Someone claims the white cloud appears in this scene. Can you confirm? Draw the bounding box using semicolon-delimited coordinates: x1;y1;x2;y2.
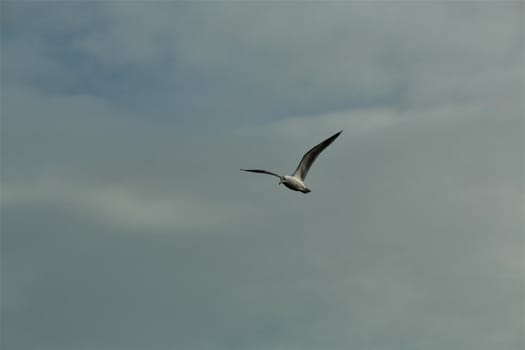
1;178;250;232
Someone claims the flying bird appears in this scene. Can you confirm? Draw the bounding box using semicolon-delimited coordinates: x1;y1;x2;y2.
241;130;342;193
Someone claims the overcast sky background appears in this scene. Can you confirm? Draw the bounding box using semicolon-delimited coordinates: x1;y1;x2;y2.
1;2;523;350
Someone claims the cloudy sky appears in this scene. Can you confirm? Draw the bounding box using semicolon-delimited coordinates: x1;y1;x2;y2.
1;2;523;350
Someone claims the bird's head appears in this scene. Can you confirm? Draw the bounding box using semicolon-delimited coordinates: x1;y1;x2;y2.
278;177;285;185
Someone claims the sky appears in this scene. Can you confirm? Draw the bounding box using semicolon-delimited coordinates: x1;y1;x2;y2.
1;2;523;350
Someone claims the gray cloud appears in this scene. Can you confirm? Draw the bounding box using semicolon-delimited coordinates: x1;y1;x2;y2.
1;2;523;350
4;2;521;125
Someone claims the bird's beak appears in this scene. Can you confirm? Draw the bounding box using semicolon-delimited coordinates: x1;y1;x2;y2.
278;180;282;185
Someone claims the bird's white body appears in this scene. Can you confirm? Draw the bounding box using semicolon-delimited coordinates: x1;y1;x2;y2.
280;175;310;193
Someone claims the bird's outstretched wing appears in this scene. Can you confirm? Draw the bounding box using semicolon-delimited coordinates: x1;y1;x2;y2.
240;169;282;179
292;130;342;181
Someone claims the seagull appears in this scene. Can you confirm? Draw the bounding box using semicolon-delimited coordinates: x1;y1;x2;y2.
241;130;342;193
